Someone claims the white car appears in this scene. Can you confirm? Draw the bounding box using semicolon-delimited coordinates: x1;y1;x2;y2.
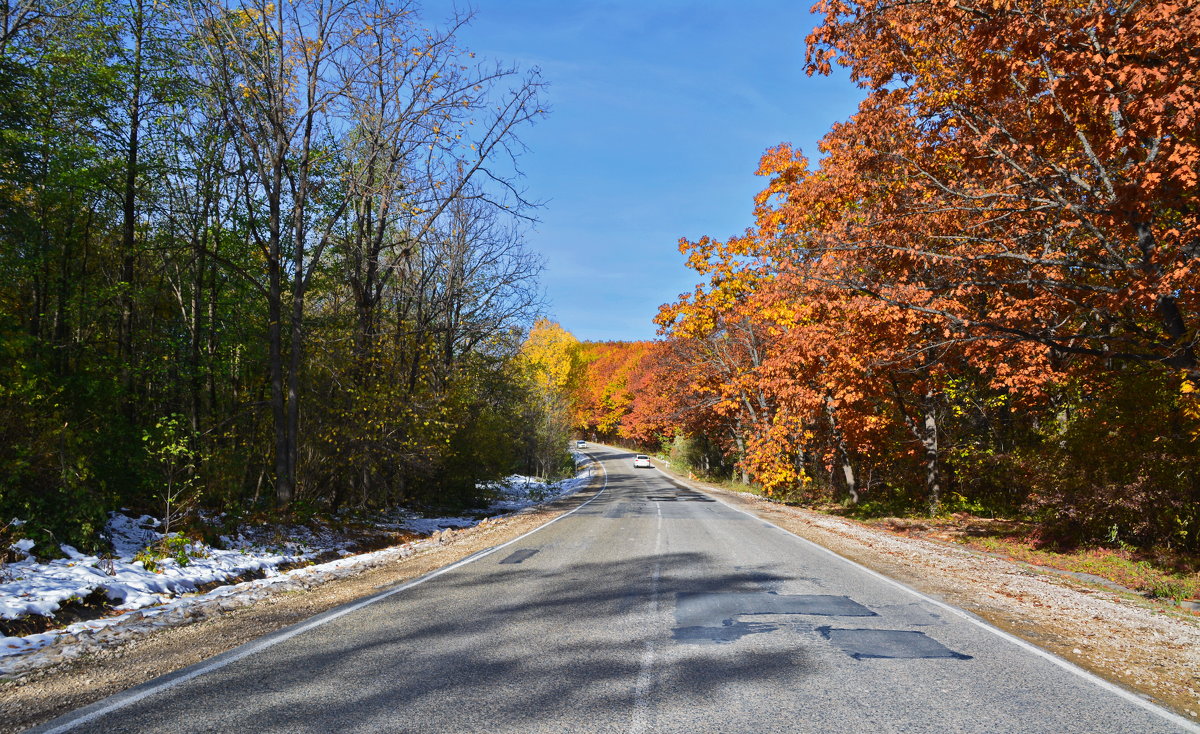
576;440;586;448
633;454;652;469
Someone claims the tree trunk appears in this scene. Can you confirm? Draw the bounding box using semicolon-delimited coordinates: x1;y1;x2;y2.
189;190;213;438
119;0;144;421
889;375;941;514
922;389;940;514
267;158;292;506
733;428;750;485
823;392;858;504
286;271;303;501
268;262;290;505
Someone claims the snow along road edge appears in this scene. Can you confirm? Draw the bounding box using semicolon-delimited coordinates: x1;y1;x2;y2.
26;456;610;734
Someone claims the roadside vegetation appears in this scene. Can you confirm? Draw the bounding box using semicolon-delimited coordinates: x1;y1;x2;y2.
565;2;1200;602
1;0;1197;609
947;527;1200;605
0;0;578;561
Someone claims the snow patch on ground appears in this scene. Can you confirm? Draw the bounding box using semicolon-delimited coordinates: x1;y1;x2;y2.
0;455;593;667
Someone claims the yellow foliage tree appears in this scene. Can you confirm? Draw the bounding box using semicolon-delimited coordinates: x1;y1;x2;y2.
518;319;584;478
521;318;584;394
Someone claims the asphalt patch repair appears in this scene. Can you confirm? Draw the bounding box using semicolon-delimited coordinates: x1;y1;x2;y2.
676;592;876;624
671;591;972;659
645;492;715;502
817;627;972;660
648;475;717;503
673;592;880;645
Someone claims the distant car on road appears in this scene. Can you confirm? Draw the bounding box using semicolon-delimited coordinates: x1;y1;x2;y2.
633;454;651;469
576;440;586;448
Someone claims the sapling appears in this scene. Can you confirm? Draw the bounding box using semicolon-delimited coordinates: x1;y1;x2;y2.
144;414;202;560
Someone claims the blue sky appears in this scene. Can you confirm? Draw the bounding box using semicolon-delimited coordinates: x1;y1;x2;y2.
425;1;863;342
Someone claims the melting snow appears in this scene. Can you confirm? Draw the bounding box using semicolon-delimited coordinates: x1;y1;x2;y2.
0;455;592;663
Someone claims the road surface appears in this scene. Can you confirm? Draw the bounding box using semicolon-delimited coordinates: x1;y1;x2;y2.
31;446;1196;733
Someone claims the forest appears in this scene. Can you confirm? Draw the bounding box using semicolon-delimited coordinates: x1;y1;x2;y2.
570;0;1200;556
3;0;1198;564
0;0;578;557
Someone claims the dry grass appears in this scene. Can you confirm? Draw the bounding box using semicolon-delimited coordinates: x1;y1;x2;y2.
859;513;1200;603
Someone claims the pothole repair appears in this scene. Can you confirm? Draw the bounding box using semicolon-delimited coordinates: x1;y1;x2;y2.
817;627;972;660
673;592;877;644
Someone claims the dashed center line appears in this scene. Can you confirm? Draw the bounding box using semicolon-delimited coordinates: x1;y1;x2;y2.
629;501;663;734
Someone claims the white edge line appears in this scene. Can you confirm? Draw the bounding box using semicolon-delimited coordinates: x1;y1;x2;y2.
34;458;610;734
658;465;1200;734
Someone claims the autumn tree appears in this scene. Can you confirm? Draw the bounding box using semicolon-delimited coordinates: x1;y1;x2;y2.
333;2;544;354
192;0;544;506
645;0;1200;546
519;319;583;479
573;340;652;439
800;0;1200;381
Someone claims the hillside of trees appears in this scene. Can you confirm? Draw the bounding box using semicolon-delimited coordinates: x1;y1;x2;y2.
0;0;576;556
572;1;1200;554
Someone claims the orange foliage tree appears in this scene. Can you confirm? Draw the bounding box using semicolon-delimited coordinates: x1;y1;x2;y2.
639;0;1200;547
799;0;1200;381
573;341;654;439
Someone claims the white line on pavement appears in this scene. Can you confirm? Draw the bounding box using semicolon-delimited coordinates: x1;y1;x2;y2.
630;501;664;734
663;465;1200;734
34;459;611;734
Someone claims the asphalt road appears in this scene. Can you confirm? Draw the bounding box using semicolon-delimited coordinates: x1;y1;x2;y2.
31;446;1197;733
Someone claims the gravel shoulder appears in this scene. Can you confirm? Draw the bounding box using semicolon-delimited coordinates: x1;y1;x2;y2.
0;477;604;734
662;466;1200;723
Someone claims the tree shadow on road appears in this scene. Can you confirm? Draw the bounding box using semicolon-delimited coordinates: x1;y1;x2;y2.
77;548;821;733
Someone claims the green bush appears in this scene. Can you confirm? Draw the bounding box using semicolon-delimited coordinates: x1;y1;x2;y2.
0;378;111;555
1023;372;1200;551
